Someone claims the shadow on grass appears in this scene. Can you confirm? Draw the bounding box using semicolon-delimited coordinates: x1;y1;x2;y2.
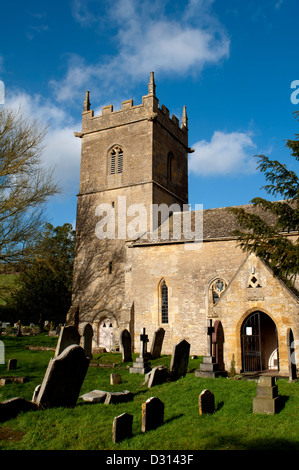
203;434;299;450
216;401;224;412
278;395;289;412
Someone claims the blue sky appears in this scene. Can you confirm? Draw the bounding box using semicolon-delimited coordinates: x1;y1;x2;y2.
0;0;298;227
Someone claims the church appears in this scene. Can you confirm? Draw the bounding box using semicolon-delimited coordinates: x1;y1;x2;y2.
67;72;299;376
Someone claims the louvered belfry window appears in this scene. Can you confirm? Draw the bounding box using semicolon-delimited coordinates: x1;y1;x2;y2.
110;146;123;174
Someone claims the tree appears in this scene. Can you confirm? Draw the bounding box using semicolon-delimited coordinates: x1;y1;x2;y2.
230;112;299;284
8;223;75;328
0;107;59;265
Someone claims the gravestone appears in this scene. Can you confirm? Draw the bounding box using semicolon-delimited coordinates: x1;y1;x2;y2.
34;344;90;409
110;373;122;385
120;329;132;362
15;321;22;337
0;397;38;422
198;389;215;415
169;339;190;379
54;325;81;357
104;390;133;405
80;390;108;403
141;397;164;433
150;327;165;359
212;321;225;371
145;366;169;388
130;328;151;374
195;320;227;378
112;413;133;443
7;358;17;371
0;340;4;364
287;328;297;382
80;323;93;359
32;384;41;402
253;376;281;415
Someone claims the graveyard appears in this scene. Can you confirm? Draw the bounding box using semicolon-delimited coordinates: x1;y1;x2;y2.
1;331;299;451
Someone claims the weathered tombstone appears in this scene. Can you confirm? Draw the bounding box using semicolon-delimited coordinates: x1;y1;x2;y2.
80;390;108;403
287;328;297;382
34;344;90;409
104;390;133;405
7;358;17;371
212;321;225;370
120;329;132;362
150;327;165;359
54;325;81;357
15;320;22;337
112;413;133;443
253;376;281;415
110;373;122;385
198;389;215;415
169;339;190;379
147;366;169;388
32;384;41;402
130;328;151;374
195;320;227;378
80;323;93;358
0;397;38;422
141;397;164;433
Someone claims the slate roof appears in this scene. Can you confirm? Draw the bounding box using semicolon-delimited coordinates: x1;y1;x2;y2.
131;203;281;246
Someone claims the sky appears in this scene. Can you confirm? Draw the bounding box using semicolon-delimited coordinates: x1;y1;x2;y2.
0;0;298;228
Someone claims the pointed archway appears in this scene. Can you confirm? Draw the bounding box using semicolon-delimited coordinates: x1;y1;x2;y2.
241;311;279;372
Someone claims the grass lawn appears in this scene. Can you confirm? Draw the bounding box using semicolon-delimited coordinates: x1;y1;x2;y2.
1;333;299;451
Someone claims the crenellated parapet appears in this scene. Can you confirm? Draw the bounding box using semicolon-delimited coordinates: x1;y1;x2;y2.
76;72;188;147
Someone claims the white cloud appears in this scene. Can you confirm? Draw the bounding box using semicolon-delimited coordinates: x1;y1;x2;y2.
5;91;81;195
189;130;257;176
53;0;230;104
275;0;284;9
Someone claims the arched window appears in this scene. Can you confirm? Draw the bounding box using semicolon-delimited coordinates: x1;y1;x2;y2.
210;278;227;304
160;278;169;323
109;146;123;175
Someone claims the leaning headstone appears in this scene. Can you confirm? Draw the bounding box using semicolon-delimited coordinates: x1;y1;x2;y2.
150;327;165;359
147;366;169;388
169;339;190;379
120;329;132;362
80;323;93;359
34;344;90;409
141;397;164;433
0;397;38;422
54;325;80;357
253;376;281;415
287;328;297;382
199;389;215;415
130;328;151;374
110;373;122;385
112;413;133;443
7;358;17;371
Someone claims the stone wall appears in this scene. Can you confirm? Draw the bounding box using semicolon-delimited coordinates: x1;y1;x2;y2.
125;239;247;357
125;239;299;375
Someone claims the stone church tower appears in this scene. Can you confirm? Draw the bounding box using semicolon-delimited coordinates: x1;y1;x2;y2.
68;73;299;376
67;73;190;352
